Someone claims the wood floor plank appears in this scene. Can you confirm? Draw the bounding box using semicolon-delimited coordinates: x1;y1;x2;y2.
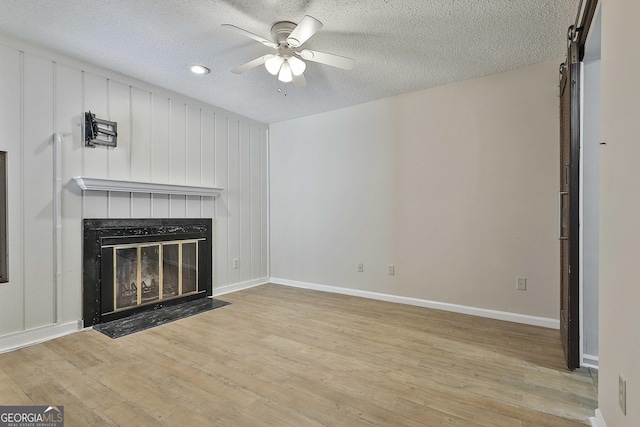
0;284;597;426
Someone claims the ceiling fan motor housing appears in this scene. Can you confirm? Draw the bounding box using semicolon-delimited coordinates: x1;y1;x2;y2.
271;21;297;46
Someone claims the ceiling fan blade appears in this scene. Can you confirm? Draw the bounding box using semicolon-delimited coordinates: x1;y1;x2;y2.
231;54;274;74
299;49;355;71
221;24;278;48
286;15;323;47
292;72;307;88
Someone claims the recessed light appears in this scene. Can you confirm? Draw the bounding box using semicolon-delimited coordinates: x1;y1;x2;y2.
190;65;210;75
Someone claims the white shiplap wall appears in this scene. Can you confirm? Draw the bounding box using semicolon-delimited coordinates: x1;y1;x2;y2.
0;35;268;340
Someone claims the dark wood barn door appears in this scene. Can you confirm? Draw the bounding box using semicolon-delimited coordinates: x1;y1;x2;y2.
559;35;580;370
559;0;600;371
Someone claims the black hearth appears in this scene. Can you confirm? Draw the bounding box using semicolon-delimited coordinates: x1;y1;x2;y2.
83;218;212;327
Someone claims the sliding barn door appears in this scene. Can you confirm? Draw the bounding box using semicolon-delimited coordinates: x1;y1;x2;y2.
558;34;580;370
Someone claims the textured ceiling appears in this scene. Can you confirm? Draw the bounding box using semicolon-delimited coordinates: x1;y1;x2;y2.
0;0;578;124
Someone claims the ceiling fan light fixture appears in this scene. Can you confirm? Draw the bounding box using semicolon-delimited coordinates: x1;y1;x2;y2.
265;55;284;75
278;61;293;83
224;15;354;87
288;56;306;76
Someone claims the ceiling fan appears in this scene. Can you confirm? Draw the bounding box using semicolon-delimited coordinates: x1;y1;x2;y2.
222;15;355;88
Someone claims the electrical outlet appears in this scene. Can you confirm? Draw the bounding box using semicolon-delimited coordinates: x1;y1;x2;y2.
388;265;395;276
233;258;240;269
357;263;364;273
516;277;526;291
619;375;627;415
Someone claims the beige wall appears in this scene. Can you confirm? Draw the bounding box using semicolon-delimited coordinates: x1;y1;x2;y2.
270;60;560;320
0;35;268;342
598;0;640;424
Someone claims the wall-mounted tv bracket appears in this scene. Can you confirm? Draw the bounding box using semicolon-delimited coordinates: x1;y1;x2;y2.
84;111;117;148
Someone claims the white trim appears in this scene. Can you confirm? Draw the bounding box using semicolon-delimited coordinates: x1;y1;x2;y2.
213;278;268;297
590;409;607;427
0;321;79;354
73;176;223;197
582;353;599;369
270;278;560;329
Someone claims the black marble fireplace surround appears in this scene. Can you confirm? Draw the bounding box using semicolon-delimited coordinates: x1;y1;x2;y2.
83;218;212;327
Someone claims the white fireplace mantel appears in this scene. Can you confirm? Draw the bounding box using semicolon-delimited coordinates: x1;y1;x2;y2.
72;176;223;197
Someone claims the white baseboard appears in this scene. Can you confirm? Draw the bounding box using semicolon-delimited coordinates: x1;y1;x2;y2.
213;278;269;297
582;353;599;369
270;278;560;329
590;409;606;427
0;321;80;354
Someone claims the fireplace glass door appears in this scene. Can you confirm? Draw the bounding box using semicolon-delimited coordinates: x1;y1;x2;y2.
109;239;202;313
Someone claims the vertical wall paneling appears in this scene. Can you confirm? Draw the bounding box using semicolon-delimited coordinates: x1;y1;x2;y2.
150;94;170;183
261;129;269;278
131;193;152;218
83;73;110;218
130;88;152;182
201;197;215;222
250;126;262;280
108;192;131;218
56;62;83;322
107;80;131;180
107;81;132;218
186;105;201;186
0;45;24;334
240;123;252;284
22;53;55;328
201;110;216;289
227;120;240;285
202;111;215;284
185;106;201;219
185;105;203;224
82;73;109;178
83;191;108;218
52;61;61;323
169;101;186;217
185;196;200;218
130;88;152;217
0;36;269;340
152;194;170;218
170;101;186;184
150;94;170;218
214;115;229;289
201;111;215;187
170;195;187;218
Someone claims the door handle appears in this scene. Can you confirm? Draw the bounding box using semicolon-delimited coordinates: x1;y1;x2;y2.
558;191;569;240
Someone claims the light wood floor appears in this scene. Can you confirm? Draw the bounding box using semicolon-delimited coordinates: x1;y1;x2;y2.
0;284;597;426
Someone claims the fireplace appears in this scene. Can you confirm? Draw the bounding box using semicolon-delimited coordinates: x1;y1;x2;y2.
83;218;212;327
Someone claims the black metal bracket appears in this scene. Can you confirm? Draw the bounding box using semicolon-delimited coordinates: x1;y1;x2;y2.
84;111;117;148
